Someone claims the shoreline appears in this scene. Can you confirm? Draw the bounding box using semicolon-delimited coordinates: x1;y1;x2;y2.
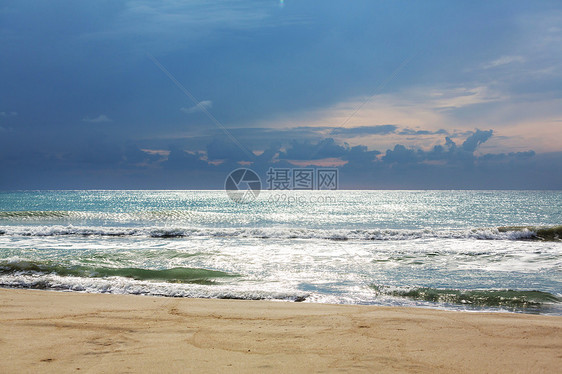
1;288;561;373
0;285;560;316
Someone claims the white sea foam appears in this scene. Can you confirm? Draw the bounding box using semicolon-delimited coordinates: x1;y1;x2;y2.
0;225;539;240
0;273;309;301
1;190;560;314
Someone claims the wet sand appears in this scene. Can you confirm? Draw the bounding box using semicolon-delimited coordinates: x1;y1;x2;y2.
1;288;561;373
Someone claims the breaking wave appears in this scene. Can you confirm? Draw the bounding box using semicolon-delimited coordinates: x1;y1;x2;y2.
0;270;308;302
0;260;236;285
372;285;560;309
0;224;560;241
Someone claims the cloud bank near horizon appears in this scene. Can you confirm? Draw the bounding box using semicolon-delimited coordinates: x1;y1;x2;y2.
0;125;559;189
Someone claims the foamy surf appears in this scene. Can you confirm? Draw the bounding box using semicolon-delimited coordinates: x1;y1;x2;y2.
0;224;557;241
0;190;560;314
371;285;560;309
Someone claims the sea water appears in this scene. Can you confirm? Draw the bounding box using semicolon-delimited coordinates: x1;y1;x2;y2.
0;190;560;314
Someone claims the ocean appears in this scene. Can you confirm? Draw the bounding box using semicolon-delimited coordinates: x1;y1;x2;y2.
0;190;560;314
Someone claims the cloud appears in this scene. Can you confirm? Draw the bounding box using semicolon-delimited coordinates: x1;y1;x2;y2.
461;129;493;152
1;2;560;189
0;111;18;117
82;114;112;123
206;137;252;161
162;146;209;170
342;145;380;166
482;55;525;69
398;128;449;136
267;138;380;168
180;100;212;114
382;129;494;165
154;125;494;165
254;83;511;155
281;138;349;160
430;86;505;110
80;1;293;52
480;150;535;162
331;125;397;136
0;124;556;189
382;144;418;164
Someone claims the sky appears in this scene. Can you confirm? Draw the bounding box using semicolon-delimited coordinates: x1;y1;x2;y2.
1;0;561;189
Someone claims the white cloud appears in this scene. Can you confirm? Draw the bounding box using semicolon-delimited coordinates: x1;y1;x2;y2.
181;100;212;114
0;111;17;117
81;1;305;51
476;11;562;79
482;55;525;69
427;86;505;110
82;114;112;123
256;82;562;154
263;84;504;130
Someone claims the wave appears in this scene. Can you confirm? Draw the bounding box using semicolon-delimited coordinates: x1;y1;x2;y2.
0;210;195;221
498;225;562;241
0;224;560;241
0;260;236;285
372;285;560;309
0;273;308;302
0;211;73;218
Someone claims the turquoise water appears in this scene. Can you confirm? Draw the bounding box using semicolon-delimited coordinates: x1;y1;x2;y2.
0;190;560;314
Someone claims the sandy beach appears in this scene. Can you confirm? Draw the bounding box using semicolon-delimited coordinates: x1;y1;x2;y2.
0;289;560;373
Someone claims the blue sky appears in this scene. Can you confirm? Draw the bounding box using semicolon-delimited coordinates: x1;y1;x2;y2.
1;0;561;189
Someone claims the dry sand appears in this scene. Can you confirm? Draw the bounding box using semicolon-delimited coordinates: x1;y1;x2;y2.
1;288;561;373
